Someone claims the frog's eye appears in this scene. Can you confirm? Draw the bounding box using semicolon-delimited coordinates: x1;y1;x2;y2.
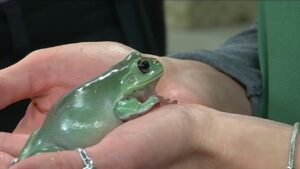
137;59;150;73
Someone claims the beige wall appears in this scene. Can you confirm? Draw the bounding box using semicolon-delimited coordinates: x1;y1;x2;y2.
164;1;257;53
165;1;257;30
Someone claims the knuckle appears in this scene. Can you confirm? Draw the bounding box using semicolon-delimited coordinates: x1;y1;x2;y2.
27;49;48;60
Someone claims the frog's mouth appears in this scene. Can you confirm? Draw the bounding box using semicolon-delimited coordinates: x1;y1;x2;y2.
131;80;158;103
130;79;176;105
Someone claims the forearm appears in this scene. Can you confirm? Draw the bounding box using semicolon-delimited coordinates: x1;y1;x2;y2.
168;24;261;114
209;111;296;169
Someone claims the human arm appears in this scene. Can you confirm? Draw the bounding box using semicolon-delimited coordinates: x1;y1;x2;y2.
169;24;261;113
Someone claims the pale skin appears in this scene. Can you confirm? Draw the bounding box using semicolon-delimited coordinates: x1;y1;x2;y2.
0;42;298;169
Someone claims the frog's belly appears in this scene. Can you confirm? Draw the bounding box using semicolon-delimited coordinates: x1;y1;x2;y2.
45;114;123;150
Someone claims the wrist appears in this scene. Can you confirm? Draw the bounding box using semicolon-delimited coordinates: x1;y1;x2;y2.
213;112;293;169
185;105;224;164
293;123;300;169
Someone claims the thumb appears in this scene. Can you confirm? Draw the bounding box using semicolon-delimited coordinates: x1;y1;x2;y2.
0;132;28;157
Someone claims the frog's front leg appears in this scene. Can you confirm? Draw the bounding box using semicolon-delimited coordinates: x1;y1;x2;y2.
114;96;160;121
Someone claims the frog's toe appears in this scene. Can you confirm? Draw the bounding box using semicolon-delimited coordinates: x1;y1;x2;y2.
158;96;178;105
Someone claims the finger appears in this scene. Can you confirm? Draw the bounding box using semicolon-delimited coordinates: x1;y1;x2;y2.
10;150;83;169
0;132;28;157
0;49;53;109
0;42;133;110
0;47;77;109
0;151;15;169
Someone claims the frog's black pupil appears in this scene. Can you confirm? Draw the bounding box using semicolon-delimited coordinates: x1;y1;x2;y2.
138;60;150;73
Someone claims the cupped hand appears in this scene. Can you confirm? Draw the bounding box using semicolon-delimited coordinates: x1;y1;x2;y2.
0;42;135;134
8;104;218;169
0;41;252;168
0;42;251;134
0;42;135;167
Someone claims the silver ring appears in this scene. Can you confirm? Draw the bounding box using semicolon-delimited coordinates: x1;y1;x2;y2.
10;158;19;166
77;148;96;169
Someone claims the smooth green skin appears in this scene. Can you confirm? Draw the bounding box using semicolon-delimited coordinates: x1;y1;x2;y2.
17;52;163;161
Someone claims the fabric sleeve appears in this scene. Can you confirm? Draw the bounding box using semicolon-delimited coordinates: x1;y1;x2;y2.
168;24;261;113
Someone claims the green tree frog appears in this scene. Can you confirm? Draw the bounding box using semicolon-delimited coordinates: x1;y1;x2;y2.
15;52;164;163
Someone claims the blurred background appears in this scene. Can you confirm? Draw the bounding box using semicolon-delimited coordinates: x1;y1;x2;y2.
164;1;257;53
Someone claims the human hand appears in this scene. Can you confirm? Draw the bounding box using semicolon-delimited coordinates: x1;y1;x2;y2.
5;104;294;169
0;42;136;168
0;133;28;169
155;55;251;115
1;104;234;169
0;41;252;168
0;42;250;134
0;42;135;134
4;104;206;169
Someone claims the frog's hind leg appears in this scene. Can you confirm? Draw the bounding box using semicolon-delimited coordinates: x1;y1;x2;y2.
17;143;65;164
23;144;65;158
17;129;40;162
18;129;64;162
